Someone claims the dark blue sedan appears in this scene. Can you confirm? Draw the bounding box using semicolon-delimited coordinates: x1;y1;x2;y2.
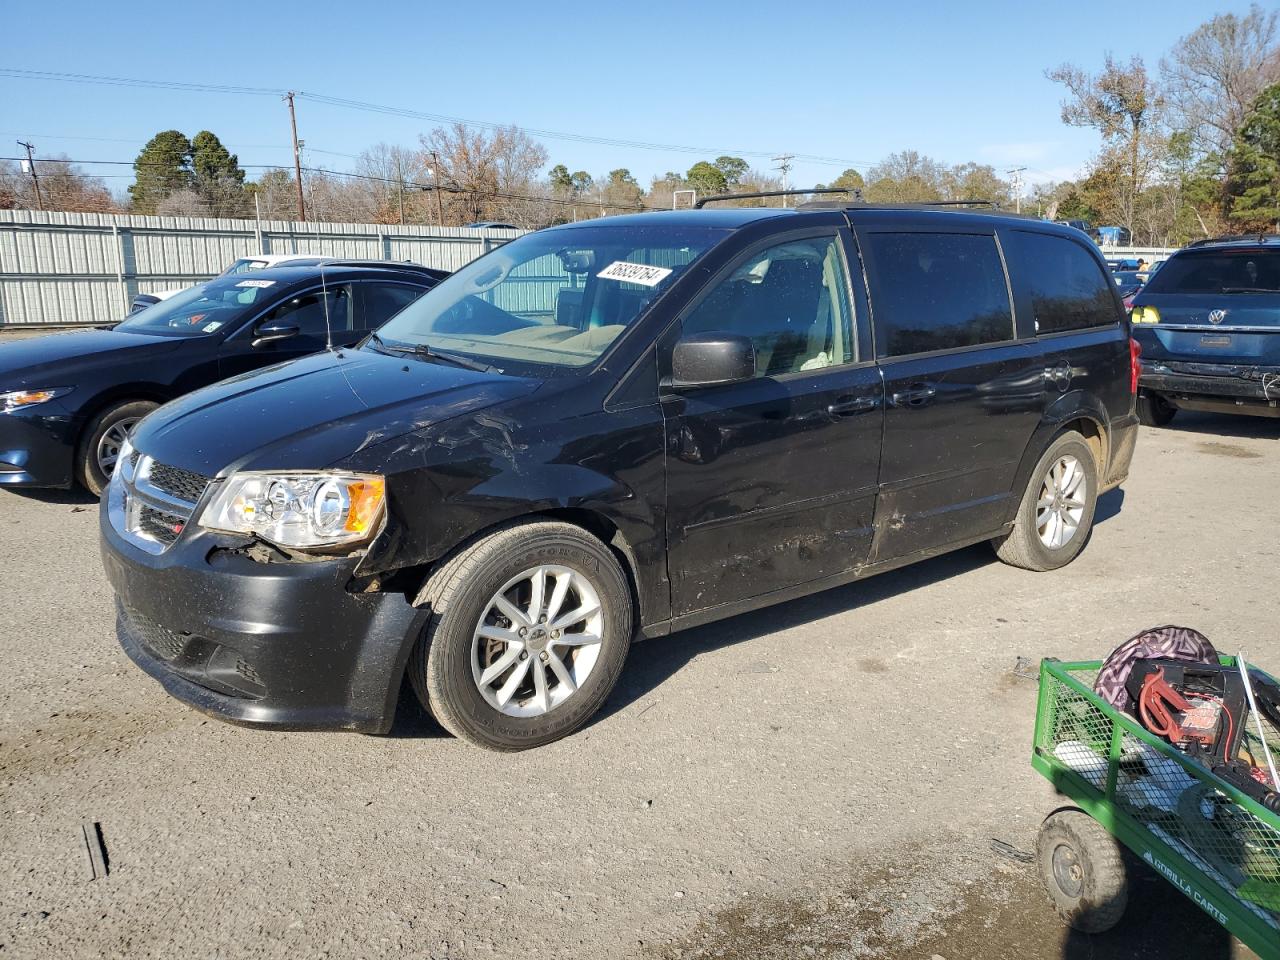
0;262;442;492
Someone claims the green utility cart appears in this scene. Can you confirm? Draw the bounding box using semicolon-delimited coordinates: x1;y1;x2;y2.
1032;657;1280;960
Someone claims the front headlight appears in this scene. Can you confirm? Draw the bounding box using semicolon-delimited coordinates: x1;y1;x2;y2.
1;387;73;413
198;472;386;551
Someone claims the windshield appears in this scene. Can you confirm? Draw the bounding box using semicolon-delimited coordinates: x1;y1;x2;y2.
116;277;279;336
1142;250;1280;295
369;224;723;370
222;258;271;276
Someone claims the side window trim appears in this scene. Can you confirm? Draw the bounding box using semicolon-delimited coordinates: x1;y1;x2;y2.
857;227;1018;362
353;278;426;329
1007;228;1122;336
660;227;870;382
225;282;352;341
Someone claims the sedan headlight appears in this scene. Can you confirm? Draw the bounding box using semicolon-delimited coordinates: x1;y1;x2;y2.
198;472;386;551
1;387;72;413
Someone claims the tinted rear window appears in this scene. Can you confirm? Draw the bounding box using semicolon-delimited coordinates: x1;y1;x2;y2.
864;233;1014;358
1142;250;1280;295
1010;231;1118;334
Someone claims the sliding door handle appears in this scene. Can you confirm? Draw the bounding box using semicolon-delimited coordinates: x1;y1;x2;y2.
891;384;937;407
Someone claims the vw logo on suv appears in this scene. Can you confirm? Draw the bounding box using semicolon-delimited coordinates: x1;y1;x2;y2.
1208;309;1228;325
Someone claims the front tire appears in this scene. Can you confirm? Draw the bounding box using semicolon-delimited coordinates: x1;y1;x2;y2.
993;431;1098;572
75;399;157;495
1136;392;1176;427
409;521;632;751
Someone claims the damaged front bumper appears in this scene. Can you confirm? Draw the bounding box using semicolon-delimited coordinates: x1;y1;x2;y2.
100;505;429;733
1140;360;1280;418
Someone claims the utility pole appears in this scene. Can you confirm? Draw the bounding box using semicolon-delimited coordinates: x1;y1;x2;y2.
1007;166;1026;214
16;140;43;210
772;154;794;207
394;151;405;225
284;92;306;221
430;150;444;226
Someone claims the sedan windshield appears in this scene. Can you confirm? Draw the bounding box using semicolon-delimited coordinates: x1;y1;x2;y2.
369;224;723;370
115;277;279;336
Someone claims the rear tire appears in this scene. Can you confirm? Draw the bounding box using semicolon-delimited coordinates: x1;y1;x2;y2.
993;431;1098;572
1037;809;1128;934
1136;392;1176;427
75;399;157;495
409;521;632;751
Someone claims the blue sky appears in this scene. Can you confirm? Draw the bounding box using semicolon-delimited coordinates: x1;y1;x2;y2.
0;0;1258;194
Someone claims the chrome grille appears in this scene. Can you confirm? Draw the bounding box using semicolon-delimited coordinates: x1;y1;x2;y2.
108;451;209;555
136;504;186;546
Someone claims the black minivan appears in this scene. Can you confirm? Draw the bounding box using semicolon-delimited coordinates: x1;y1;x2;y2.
101;205;1139;750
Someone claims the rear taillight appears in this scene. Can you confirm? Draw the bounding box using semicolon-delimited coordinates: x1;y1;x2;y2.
1129;337;1141;394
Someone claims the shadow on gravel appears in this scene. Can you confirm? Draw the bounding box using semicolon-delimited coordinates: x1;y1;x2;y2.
384;676;448;739
0;486;98;506
600;488;1128;725
1153;410;1279;441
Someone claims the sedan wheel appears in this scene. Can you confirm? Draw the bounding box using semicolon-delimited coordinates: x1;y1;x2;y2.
97;417;141;476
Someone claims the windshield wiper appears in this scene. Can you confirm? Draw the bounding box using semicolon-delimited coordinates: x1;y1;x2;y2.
367;333;499;373
1221;287;1279;294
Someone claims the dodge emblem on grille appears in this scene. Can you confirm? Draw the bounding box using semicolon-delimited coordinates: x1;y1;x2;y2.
1208;308;1227;325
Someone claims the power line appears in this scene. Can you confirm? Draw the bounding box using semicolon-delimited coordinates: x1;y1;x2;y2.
0;67;878;169
0;155;672;212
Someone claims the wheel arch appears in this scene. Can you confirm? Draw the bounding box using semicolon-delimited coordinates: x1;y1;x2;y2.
1004;401;1110;527
73;384;172;444
394;506;647;637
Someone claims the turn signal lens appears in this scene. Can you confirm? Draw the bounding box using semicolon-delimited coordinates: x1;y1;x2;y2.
1;387;72;412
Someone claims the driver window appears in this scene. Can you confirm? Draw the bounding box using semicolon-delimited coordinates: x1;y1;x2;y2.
681;235;855;377
260;285;352;337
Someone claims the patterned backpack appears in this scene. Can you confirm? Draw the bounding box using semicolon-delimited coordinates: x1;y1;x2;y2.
1093;625;1219;712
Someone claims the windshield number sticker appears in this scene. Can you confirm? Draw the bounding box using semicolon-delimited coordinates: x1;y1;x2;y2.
235;279;276;288
597;261;672;287
203;321;224;333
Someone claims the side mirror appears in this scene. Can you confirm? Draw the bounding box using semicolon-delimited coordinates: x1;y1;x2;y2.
252;319;300;348
669;332;756;390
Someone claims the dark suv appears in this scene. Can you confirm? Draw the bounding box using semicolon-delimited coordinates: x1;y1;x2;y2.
1130;235;1280;424
100;205;1139;750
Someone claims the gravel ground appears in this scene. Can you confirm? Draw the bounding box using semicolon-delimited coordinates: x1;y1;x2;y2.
0;399;1275;960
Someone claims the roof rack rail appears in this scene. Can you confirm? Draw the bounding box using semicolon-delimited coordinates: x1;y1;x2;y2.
693;187;859;208
1185;233;1280;248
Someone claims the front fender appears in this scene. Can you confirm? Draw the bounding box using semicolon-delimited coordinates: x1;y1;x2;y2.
353;402;670;628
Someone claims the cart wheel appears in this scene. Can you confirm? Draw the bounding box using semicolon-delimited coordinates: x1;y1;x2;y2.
1037;809;1128;934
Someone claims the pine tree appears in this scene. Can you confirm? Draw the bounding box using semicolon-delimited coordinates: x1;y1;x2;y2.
129;131;193;214
191;131;248;217
1229;83;1280;229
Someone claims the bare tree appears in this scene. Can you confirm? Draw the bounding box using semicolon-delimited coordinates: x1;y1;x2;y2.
1047;55;1166;235
1161;5;1280;160
155;189;210;217
1;156;120;213
419;123;548;226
